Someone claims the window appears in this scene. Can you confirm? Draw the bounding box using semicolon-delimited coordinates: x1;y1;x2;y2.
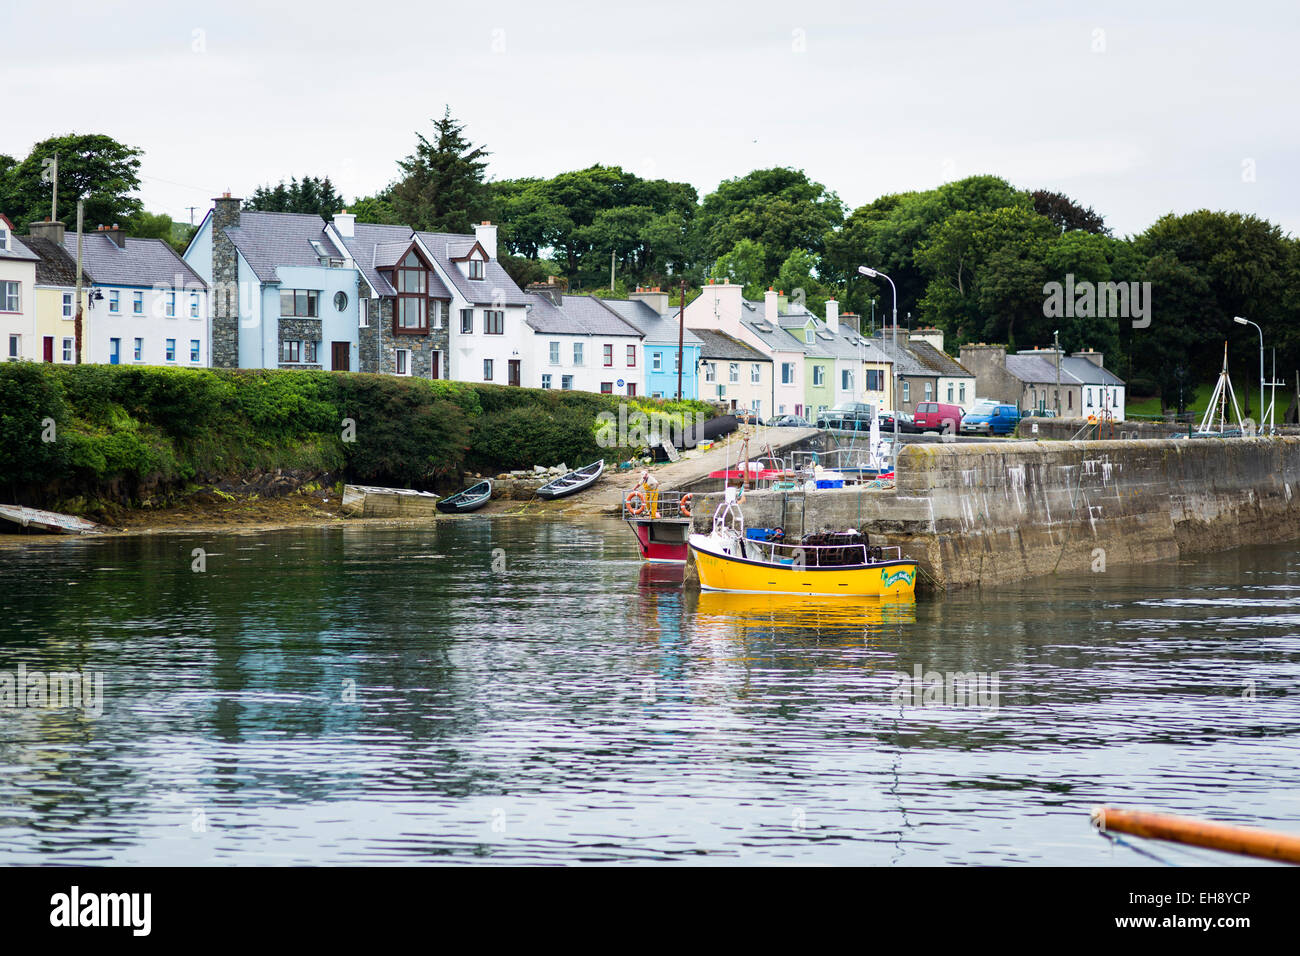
812;365;824;386
751;363;760;383
396;296;425;331
1068;391;1074;410
468;258;485;280
395;252;427;332
431;300;443;329
165;292;176;317
9;333;21;358
0;281;18;312
751;399;761;415
561;375;573;390
0;226;7;250
280;289;320;317
62;292;73;318
573;343;584;366
109;290;120;313
359;301;369;328
190;339;200;363
191;292;200;318
804;329;814;344
627;383;636;396
62;338;72;362
785;363;798;385
652;352;662;372
842;369;853;391
959;383;966;403
601;382;613;394
165;339;176;362
541;374;552;389
395;349;410;376
627;345;636;367
282;340;302;363
729;362;739;383
483;310;504;335
549;341;560;365
704;363;715;383
108;337;119;364
946;383;953;402
902;381;910;402
673;352;680;372
460;309;473;334
334;290;348;312
133;337;142;361
1087;389;1094;408
924;382;933;401
133;291;143;314
603;344;613;367
866;369;883;391
483;358;494;381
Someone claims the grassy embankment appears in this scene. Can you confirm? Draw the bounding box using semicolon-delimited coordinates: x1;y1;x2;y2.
0;363;711;518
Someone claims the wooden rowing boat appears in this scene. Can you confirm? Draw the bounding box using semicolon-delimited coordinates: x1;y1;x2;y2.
1093;805;1300;864
341;484;440;518
536;460;604;500
436;479;493;514
0;504;101;535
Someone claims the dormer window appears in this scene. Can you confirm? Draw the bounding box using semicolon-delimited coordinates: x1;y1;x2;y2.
0;226;8;251
468;258;485;280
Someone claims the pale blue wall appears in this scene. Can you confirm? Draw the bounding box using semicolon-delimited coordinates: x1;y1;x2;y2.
645;343;700;399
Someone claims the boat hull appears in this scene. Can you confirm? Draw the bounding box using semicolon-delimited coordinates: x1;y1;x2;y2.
689;537;917;597
627;518;691;563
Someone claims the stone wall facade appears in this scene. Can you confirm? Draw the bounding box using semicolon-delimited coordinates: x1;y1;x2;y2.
278;317;323;370
210;196;241;368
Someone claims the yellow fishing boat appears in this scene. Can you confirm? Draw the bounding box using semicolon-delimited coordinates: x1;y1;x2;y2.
689;490;918;598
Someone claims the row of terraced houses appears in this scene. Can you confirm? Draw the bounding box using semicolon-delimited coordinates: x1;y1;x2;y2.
0;199;1125;418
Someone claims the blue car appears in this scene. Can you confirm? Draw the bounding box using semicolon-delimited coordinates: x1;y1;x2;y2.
960;404;1021;436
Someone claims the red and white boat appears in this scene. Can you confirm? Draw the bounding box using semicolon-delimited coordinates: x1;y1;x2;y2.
623;490;693;564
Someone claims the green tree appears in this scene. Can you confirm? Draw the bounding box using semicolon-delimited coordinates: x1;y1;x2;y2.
246;176;344;217
391;107;492;233
711;238;769;300
1031;189;1110;235
349;191;402;225
1;133;143;229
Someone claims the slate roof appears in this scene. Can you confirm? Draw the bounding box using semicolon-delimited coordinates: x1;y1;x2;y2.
1061;356;1125;386
341;226;452;300
739;300;806;354
909;339;974;378
0;228;40;262
597;298;703;348
415;232;529;306
1005;353;1082;386
342;223;525;306
18;235;88;287
692;328;771;363
523;294;642;336
62;233;206;289
870;333;932;377
221;211;343;284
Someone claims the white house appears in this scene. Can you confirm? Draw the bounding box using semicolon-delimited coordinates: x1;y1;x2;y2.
524;291;644;395
0;214;39;361
71;225;209;367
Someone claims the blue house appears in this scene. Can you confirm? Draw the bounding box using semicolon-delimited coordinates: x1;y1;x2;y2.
596;287;701;400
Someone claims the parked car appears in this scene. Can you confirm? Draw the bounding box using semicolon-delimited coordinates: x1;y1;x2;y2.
961;403;1021;435
913;401;964;434
877;410;920;433
770;415;811;428
816;402;876;429
1022;408;1059;418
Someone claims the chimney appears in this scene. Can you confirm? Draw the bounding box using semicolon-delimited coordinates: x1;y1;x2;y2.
839;312;861;335
213;193;242;232
102;223;127;249
825;298;839;334
474;220;497;259
27;220;66;244
1072;349;1103;368
525;280;565;307
629;286;670;316
333;211;355;239
764;287;778;325
908;326;945;352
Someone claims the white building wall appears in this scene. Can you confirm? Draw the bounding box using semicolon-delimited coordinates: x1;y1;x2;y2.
0;257;37;360
89;283;210;367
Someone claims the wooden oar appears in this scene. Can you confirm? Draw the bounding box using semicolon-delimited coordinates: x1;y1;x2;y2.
1092;806;1300;864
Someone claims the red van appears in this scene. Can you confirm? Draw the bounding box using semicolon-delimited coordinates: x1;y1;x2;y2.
913;402;964;434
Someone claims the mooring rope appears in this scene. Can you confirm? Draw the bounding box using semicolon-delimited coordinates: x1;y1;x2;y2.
1096;828;1180;866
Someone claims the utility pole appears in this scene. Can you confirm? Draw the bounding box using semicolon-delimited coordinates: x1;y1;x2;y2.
676;279;685;401
51;153;58;223
73;201;84;365
1053;329;1061;414
187;206;199;225
609;251;615;292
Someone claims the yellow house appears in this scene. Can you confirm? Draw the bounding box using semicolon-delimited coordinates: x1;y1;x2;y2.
21;221;90;363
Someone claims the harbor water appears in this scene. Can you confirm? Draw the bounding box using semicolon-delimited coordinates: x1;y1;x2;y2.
0;519;1297;865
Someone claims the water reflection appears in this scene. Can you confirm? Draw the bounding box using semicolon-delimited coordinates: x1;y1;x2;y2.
0;520;1296;865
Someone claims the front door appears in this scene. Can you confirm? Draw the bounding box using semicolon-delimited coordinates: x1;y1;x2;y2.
43;336;54;363
331;342;349;371
508;359;521;387
430;351;440;380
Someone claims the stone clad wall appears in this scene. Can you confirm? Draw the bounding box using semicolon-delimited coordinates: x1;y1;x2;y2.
692;437;1300;589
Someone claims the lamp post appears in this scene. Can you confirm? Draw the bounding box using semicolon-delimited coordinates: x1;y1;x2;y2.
1234;316;1264;431
858;265;898;453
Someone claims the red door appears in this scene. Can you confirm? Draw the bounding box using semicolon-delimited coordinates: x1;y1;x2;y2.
43;336;54;363
508;360;521;386
431;352;440;380
331;342;349;371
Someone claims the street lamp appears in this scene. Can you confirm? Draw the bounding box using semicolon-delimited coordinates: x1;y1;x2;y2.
1234;316;1265;431
858;265;899;453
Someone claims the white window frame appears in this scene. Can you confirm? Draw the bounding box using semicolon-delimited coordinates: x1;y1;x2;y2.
395;348;410;376
1;281;20;313
62;292;73;318
62;338;73;362
573;342;584;366
652;352;662;372
751;363;761;384
541;373;552;389
549;341;561;365
729;362;739;384
483;358;494;381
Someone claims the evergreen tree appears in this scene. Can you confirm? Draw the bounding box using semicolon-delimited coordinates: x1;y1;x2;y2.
391;107;492;233
245;176;343;217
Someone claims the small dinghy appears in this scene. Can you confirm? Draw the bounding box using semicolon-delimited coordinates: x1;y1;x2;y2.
0;504;101;535
436;479;493;514
536;460;604;500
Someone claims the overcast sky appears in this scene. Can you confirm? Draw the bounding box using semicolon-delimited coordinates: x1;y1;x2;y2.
4;0;1297;237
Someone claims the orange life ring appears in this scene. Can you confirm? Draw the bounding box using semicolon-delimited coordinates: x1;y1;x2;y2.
626;491;648;516
679;493;693;517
